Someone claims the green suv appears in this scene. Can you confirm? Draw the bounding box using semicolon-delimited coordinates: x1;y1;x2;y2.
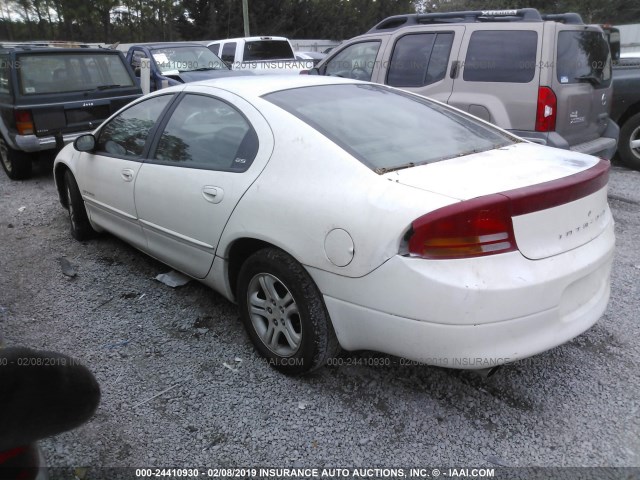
0;44;141;180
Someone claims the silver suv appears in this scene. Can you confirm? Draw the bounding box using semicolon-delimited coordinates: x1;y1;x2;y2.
313;8;618;159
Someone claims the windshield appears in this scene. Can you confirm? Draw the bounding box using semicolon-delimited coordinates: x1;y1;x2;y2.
151;46;228;73
18;52;135;95
243;40;294;61
264;84;516;172
556;30;612;87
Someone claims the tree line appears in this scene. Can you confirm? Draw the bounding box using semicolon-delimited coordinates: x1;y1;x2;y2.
0;0;638;45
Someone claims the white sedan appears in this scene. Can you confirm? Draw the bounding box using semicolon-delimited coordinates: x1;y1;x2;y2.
53;76;615;375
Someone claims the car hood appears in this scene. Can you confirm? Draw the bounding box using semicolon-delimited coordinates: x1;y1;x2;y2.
166;69;253;83
382;142;600;200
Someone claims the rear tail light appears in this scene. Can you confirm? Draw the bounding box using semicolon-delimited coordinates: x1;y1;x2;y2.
407;159;610;260
408;194;516;259
14;110;34;135
535;86;557;132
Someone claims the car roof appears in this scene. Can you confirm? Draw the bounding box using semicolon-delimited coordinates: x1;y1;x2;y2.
0;46;115;54
187;75;362;98
208;36;289;43
135;42;209;50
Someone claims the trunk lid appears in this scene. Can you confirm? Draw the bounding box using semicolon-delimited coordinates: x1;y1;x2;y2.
387;142;610;259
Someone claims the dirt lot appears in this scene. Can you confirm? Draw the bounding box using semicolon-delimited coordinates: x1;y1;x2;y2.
1;161;639;475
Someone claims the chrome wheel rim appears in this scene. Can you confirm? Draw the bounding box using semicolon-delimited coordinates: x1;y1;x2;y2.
0;140;11;174
630;125;640;161
247;273;301;357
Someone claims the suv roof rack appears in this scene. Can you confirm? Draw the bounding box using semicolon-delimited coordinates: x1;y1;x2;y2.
367;8;584;33
540;13;584;24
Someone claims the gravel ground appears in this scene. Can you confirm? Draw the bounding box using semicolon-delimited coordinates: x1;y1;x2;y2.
0;160;639;475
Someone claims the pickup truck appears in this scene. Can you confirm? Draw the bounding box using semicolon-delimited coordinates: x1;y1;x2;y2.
206;36;314;74
612;57;640;170
125;42;251;92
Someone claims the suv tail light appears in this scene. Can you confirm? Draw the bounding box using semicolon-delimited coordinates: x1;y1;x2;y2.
14;110;34;135
406;159;609;260
535;86;557;132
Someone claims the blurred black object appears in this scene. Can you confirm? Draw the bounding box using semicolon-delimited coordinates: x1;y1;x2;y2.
0;347;101;479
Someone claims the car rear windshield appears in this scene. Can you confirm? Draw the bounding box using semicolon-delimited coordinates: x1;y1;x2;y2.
243;40;294;61
264;84;516;173
18;52;135;95
556;30;612;87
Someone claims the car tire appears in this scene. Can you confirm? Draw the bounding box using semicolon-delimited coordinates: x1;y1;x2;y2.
618;112;640;171
64;170;96;241
0;138;32;180
237;247;340;375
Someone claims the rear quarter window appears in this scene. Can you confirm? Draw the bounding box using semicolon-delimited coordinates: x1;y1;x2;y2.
463;30;538;83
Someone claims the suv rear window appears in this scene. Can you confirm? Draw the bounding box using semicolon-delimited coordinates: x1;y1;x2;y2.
18;53;134;95
243;40;293;61
463;30;538;83
264;84;515;173
556;30;611;87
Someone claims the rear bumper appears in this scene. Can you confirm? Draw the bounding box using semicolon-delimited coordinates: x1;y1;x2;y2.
512;119;619;160
12;131;88;153
310;219;615;368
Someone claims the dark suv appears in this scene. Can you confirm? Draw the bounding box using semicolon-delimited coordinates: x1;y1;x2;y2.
313;8;619;159
0;45;141;180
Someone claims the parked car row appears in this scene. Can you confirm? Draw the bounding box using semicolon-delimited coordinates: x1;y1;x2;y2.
3;9;637;182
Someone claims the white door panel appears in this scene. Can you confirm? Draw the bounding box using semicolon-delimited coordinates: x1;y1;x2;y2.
134;88;275;279
134;166;240;278
77;154;146;250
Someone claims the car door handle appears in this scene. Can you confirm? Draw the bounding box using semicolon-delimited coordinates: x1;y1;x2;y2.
121;169;134;182
202;186;224;204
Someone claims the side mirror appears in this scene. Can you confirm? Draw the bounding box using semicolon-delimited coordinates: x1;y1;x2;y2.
134;67;141;77
308;68;319;76
74;134;96;152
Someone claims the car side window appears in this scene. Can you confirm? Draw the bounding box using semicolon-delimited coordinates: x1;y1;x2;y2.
153;94;259;172
463;30;538;83
221;43;237;66
387;33;454;87
324;40;381;81
0;55;10;94
96;95;173;158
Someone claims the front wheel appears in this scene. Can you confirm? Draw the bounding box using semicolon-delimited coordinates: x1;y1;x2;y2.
0;138;32;180
64;170;96;241
618;112;640;171
237;248;340;375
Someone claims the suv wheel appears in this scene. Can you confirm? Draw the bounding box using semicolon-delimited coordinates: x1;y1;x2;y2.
0;138;32;180
618;112;640;171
